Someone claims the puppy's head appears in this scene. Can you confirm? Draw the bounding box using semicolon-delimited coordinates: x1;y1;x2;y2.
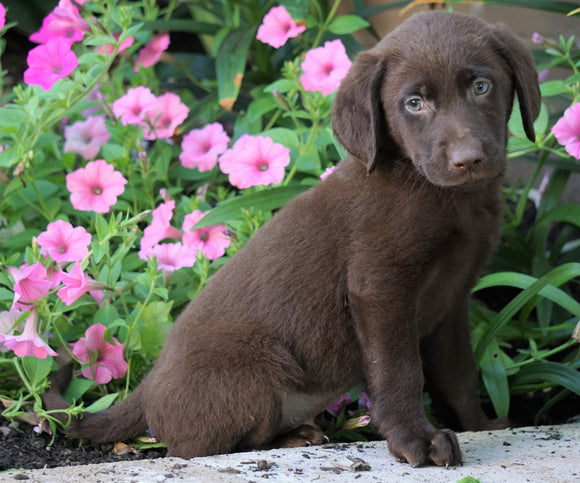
332;11;541;187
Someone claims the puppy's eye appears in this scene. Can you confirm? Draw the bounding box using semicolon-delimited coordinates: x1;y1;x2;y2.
405;97;424;112
473;80;490;95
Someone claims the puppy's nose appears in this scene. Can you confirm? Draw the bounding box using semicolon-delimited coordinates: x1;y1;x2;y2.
449;148;483;172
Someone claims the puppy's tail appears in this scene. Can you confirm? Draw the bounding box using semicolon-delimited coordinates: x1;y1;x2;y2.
42;364;148;444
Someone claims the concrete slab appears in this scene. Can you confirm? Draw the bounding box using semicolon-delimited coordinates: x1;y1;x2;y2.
1;423;578;482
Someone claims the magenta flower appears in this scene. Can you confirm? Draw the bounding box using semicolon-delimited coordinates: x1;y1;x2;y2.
139;200;183;260
149;243;197;272
326;392;352;417
72;323;127;385
301;39;352;96
320;166;336;180
0;309;57;359
7;263;55;310
29;0;89;45
66;159;128;213
112;86;157;126
551;103;580;160
64;116;111;159
23;37;78;91
0;3;6;30
57;262;106;306
218;135;290;189
36;220;91;264
134;32;170;71
256;5;306;49
97;33;135;56
179;123;230;172
182;210;231;260
142;92;189;140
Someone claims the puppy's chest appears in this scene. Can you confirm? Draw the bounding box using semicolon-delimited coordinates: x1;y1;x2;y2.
416;205;500;329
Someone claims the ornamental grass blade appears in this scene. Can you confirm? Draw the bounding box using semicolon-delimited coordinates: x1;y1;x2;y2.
511;361;580;397
216;28;254;111
480;340;510;417
473;263;580;365
473;271;580;319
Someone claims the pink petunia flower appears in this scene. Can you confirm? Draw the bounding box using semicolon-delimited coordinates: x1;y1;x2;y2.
57;262;106;306
23;37;78;91
142;92;189;140
66;159;128;213
0;309;57;359
148;243;197;272
301;39;352;96
179;123;230;172
0;3;6;30
326;392;352;417
138;200;182;260
218;135;290;189
112;86;157;126
256;5;306;49
29;0;89;45
134;32;170;71
0;309;23;353
320;165;336;180
36;220;91;264
97;33;135;56
64;115;111;159
182;210;231;260
72;323;127;385
551;102;580;160
7;263;55;310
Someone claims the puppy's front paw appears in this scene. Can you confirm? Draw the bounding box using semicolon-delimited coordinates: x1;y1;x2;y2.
389;428;462;467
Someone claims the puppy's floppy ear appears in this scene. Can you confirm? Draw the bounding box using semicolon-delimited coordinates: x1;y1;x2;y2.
492;25;541;142
332;52;387;173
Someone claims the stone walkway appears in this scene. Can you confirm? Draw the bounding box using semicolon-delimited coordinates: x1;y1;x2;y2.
1;423;578;482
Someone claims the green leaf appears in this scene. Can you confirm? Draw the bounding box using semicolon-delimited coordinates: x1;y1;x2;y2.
22;356;53;388
279;0;309;19
95;214;109;241
261;128;300;151
141;19;220;35
216;28;254;110
473;271;580;318
85;393;119;413
264;78;297;94
328;15;369;35
139;301;173;358
62;377;94;403
512;361;580;396
539;80;570;97
101;143;126;161
536;204;580;230
193;185;310;229
295;143;321;172
457;477;481;483
473;263;580;364
534;102;548;136
0;105;28;127
480;340;510;417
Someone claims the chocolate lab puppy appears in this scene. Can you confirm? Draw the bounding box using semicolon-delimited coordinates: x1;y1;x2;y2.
44;11;540;467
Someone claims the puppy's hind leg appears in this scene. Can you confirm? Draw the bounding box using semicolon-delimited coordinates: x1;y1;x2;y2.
145;321;310;458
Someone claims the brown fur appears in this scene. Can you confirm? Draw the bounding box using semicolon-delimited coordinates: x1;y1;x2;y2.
43;11;540;467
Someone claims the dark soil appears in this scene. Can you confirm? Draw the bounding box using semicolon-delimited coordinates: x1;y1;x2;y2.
0;415;167;472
